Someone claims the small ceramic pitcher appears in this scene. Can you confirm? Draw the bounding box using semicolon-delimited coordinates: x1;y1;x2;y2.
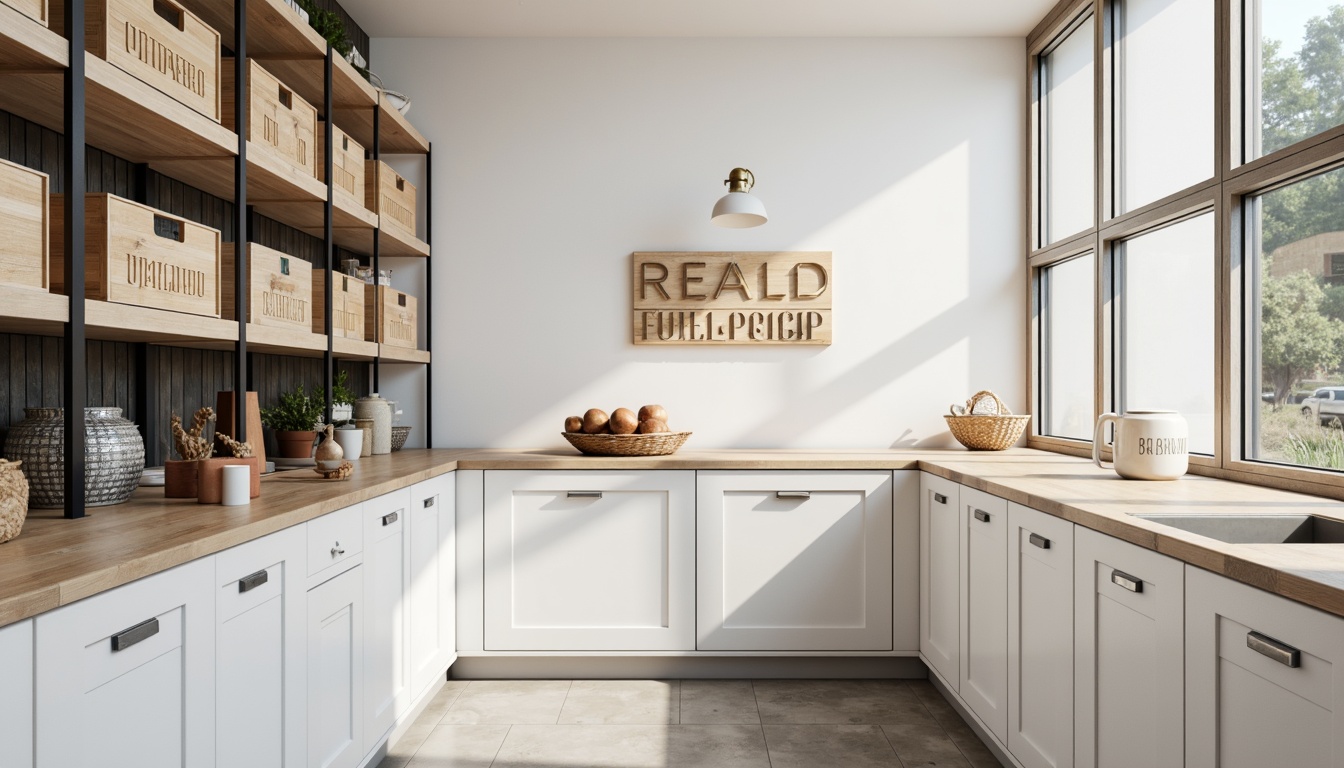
1093;411;1189;480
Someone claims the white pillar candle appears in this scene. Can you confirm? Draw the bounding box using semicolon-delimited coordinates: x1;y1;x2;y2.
221;465;251;506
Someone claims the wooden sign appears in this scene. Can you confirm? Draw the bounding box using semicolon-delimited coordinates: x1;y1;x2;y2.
632;252;832;345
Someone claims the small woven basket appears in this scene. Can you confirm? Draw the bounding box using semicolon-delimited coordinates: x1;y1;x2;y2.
390;426;412;452
562;431;691;457
944;391;1029;451
0;459;29;545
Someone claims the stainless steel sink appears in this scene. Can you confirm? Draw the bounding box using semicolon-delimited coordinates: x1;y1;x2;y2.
1131;514;1344;544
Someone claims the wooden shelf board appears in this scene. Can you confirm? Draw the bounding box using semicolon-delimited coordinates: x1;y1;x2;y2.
378;346;430;364
337;92;429;155
155;142;327;228
333;336;378;360
84;300;239;346
245;323;327;357
0;285;68;336
0;3;67;70
378;223;431;258
268;190;377;244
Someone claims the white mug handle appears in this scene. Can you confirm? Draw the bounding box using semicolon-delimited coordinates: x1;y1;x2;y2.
1093;413;1120;470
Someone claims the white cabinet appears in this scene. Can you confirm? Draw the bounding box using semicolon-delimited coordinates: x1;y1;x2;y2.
959;486;1009;742
1074;526;1183;768
215;525;307;768
307;564;364;768
407;473;455;700
364;488;410;746
1185;567;1344;768
0;619;33;768
920;471;960;687
1006;503;1074;768
696;471;895;651
484;470;695;651
35;557;216;768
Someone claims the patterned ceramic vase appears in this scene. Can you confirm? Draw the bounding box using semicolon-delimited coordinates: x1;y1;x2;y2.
3;407;146;508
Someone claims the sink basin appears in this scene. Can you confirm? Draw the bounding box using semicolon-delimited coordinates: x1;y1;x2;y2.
1132;514;1344;544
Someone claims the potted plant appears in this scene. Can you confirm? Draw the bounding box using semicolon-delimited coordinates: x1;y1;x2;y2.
261;385;326;459
332;370;358;425
165;407;214;498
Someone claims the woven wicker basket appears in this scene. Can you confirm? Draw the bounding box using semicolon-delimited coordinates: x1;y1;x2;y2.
390;425;412;452
944;391;1029;451
562;431;691;457
0;460;29;545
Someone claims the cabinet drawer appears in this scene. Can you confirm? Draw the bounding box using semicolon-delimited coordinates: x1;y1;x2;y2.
308;503;363;582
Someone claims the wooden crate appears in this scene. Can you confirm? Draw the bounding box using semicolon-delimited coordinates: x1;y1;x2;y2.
4;0;47;25
365;285;416;349
366;161;416;240
50;193;221;317
311;270;366;340
222;58;318;179
220;243;312;331
0;157;49;291
317;123;366;209
52;0;221;122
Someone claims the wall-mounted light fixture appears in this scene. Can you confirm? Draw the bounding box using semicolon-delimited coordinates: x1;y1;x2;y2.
711;167;767;228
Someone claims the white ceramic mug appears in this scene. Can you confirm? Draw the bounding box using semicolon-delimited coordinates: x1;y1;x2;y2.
1093;411;1189;480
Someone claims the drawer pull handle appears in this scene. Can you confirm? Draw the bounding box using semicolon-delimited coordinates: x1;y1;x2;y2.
1111;569;1143;593
331;542;345;558
974;509;991;523
382;511;399;526
238;569;269;593
776;491;811;499
933;493;948;505
423;497;435;508
1247;631;1301;668
111;618;159;652
567;491;603;499
1029;533;1050;549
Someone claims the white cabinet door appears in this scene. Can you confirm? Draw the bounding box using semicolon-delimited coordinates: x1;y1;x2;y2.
959;486;1009;742
364;489;410;746
920;472;960;687
35;557;216;768
696;471;894;651
307;565;363;768
1074;527;1183;768
407;473;455;701
484;470;695;651
1186;567;1344;768
1007;503;1074;768
215;525;307;768
0;619;33;768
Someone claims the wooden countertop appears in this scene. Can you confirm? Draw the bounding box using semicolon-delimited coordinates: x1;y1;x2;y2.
1;446;1343;627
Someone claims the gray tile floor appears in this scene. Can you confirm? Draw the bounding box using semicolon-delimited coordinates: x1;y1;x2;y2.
378;678;1004;768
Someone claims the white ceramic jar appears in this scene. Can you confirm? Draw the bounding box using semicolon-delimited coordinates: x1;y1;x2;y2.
354;394;392;455
1093;411;1189;480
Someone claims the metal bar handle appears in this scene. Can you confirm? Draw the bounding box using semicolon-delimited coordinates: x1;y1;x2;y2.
933;493;948;505
1247;631;1301;668
776;491;811;499
423;497;435;508
382;511;399;526
1029;533;1051;549
1111;569;1143;593
238;569;269;593
974;509;991;523
111;617;160;652
567;491;603;499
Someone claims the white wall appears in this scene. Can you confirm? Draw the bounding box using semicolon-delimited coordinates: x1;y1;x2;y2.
372;37;1025;449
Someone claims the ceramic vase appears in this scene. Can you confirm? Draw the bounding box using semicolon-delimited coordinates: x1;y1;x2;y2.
3;407;145;508
354;394;392;454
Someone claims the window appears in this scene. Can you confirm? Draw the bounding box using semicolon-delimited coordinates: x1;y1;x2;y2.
1244;1;1344;161
1246;165;1344;471
1114;0;1214;214
1039;253;1096;440
1039;14;1095;246
1116;212;1216;455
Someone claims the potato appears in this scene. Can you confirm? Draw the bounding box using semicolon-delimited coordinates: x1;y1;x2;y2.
610;408;639;434
638;419;669;434
582;408;609;434
638;404;668;423
564;416;583;433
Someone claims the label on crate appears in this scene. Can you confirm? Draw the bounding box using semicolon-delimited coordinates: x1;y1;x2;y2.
126;253;208;298
125;20;209;99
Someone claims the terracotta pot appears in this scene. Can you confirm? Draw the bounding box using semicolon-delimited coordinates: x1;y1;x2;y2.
275;430;317;459
164;459;200;498
214;391;267;467
197;457;261;504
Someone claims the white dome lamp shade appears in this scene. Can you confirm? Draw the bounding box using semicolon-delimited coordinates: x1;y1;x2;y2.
711;167;768;228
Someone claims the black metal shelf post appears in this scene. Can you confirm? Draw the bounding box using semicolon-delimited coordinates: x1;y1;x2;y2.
425;142;432;448
323;44;335;423
371;104;381;393
62;0;86;519
233;0;249;443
